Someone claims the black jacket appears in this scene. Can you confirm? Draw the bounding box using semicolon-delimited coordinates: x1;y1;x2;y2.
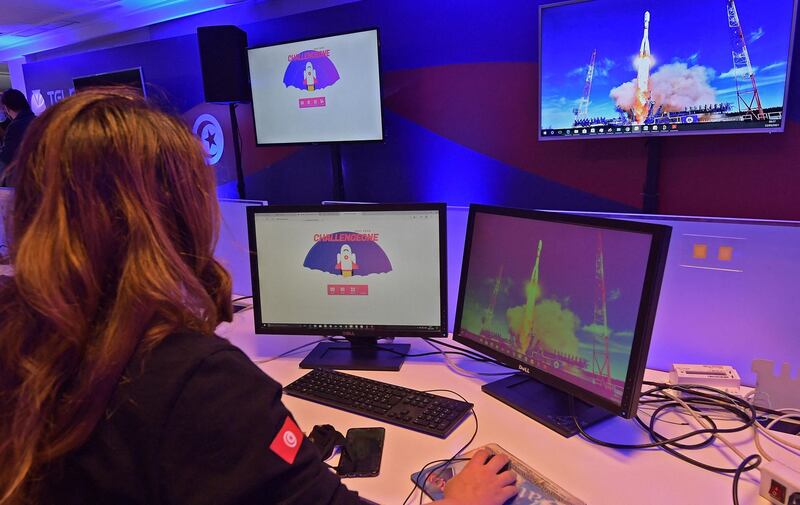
0;108;35;167
42;331;362;504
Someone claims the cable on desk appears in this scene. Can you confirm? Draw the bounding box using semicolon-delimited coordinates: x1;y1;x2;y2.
231;295;253;303
230;305;254;315
572;382;760;471
668;395;800;460
765;410;800;431
423;338;510;367
401;389;478;505
733;454;762;505
400;457;470;505
254;337;332;364
573;382;765;503
753;411;800;464
367;342;501;363
343;339;512;367
425;339;516;378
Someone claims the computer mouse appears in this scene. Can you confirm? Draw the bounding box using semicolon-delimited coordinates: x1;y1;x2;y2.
485;453;511;474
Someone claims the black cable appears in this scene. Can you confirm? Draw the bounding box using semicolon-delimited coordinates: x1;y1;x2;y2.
415;390;477;505
401;389;478;505
573;382;762;476
254;337;333;364
369;345;500;362
733;454;762;505
330;338;504;363
574;383;756;451
419;457;472;505
231;295;252;303
400;457;470;505
423;338;511;368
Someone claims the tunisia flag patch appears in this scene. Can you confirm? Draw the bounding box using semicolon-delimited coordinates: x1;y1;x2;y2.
269;416;303;465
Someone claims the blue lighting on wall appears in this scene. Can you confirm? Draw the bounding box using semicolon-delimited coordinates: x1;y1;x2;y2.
216;180;241;200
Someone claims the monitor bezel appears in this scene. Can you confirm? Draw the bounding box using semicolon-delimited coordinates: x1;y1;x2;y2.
72;67;147;96
537;0;799;141
247;202;448;338
452;204;671;418
246;27;386;147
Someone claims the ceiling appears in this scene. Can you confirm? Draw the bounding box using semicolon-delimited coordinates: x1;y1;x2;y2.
0;0;248;62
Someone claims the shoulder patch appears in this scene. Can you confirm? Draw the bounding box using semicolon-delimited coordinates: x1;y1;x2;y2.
269;416;303;465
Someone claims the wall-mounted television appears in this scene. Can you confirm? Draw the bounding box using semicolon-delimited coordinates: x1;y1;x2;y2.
72;67;146;96
539;0;798;140
247;28;384;145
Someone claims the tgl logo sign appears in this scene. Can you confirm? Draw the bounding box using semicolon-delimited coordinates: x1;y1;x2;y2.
30;88;76;115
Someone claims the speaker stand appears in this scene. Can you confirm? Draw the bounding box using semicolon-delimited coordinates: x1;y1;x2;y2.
229;103;246;199
642;137;661;213
331;144;346;201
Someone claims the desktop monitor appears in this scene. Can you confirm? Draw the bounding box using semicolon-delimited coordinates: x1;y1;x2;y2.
247;203;447;371
72;68;147;96
453;205;671;437
247;28;384;145
539;0;798;140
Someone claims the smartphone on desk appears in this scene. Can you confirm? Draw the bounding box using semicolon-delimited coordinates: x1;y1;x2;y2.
337;427;385;478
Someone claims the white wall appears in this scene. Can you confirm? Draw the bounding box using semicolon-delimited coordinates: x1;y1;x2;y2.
6;59;26;95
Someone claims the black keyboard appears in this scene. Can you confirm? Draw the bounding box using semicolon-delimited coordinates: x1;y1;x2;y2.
283;369;473;438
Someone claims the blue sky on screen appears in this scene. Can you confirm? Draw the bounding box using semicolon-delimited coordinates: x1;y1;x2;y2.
541;0;796;128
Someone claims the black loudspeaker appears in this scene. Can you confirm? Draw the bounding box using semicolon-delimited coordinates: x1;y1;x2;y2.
197;25;251;103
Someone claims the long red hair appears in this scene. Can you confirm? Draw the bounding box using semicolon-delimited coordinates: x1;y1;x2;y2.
0;89;232;504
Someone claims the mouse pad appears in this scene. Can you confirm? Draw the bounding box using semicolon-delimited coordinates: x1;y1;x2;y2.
410;443;586;505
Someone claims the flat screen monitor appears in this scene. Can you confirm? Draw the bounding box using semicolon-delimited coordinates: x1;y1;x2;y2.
72;68;146;96
539;0;798;140
247;203;446;370
247;28;384;145
453;205;671;436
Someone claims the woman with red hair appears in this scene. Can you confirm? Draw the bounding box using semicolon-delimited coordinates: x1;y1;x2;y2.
0;90;516;505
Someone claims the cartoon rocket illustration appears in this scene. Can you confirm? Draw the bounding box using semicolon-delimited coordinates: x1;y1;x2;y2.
634;11;653;123
336;244;358;277
304;62;317;91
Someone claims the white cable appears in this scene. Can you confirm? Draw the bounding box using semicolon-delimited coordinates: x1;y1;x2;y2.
767;409;800;427
424;339;514;378
661;389;747;460
753;424;800;465
764;414;800;450
750;410;800;466
639;404;746;423
753;427;775;462
642;384;800;474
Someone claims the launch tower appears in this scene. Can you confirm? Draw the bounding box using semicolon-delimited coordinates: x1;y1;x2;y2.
727;0;765;120
573;49;597;123
591;232;612;387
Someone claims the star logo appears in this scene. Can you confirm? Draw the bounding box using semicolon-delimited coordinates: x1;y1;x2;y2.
204;130;216;148
192;113;224;165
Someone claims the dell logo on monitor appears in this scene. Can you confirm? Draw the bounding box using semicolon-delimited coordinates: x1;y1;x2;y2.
518;364;531;374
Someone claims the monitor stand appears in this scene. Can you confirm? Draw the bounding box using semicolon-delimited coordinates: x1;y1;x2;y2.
482;374;613;438
299;337;410;371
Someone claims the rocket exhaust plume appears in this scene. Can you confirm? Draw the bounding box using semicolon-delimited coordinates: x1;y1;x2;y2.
634;11;653;123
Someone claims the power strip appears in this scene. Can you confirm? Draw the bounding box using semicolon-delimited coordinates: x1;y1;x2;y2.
668;364;741;395
760;460;800;505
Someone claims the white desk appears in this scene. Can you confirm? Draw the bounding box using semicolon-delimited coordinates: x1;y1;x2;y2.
219;310;800;505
